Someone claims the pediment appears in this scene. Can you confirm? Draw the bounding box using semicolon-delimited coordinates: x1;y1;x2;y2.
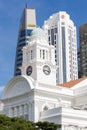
2;75;34;99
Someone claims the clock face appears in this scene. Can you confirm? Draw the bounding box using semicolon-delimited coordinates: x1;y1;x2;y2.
43;65;51;75
26;66;32;76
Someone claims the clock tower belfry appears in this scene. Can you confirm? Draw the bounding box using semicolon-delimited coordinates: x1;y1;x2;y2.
20;27;56;86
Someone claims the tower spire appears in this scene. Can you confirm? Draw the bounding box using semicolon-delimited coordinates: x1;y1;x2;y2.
25;3;28;9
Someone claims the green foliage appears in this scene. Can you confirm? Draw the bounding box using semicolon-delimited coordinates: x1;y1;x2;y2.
0;115;35;130
35;121;61;130
0;115;61;130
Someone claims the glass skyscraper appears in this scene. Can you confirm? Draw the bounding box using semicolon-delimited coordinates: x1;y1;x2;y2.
14;7;36;76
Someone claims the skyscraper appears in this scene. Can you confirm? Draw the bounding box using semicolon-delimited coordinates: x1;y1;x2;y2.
14;6;36;76
77;48;81;78
79;23;87;77
43;11;78;84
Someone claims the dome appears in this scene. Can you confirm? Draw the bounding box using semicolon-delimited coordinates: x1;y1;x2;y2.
30;27;47;39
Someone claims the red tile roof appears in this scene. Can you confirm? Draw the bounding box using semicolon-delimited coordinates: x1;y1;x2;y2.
58;77;87;88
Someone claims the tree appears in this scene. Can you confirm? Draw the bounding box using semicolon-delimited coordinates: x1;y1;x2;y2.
0;115;35;130
0;115;61;130
35;121;61;130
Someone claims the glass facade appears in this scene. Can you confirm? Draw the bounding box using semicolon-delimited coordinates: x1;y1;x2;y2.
79;24;87;77
14;29;33;76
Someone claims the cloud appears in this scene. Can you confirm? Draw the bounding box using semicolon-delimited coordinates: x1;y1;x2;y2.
0;86;4;92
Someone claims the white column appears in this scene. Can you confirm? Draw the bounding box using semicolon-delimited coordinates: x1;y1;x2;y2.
31;101;34;122
34;100;39;122
24;104;28;115
28;103;31;121
16;106;19;116
19;105;22;116
61;125;65;130
28;101;34;122
14;107;17;117
9;107;13;117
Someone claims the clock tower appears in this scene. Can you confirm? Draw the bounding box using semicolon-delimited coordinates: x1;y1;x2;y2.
20;27;56;86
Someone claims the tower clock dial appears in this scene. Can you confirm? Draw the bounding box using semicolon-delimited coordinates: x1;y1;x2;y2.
43;65;51;75
26;66;32;76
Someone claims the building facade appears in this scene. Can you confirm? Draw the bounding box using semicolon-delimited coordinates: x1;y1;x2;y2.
0;28;87;130
43;11;78;84
2;8;87;130
14;7;36;76
2;75;87;130
20;27;56;86
1;27;87;130
79;23;87;77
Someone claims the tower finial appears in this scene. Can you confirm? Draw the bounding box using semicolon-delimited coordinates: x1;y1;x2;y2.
25;3;28;9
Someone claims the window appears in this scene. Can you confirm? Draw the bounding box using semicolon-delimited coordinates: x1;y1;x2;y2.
16;61;22;66
55;28;57;33
19;38;26;42
31;50;33;60
55;41;56;45
18;43;26;47
40;50;41;58
48;30;50;35
27;29;32;36
16;68;21;74
43;50;45;59
20;30;26;37
48;36;50;41
40;50;46;59
51;29;54;45
54;35;56;40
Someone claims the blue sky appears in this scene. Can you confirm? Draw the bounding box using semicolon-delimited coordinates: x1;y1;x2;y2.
0;0;87;94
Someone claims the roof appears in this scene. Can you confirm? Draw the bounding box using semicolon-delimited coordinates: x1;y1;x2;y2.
30;27;46;38
59;77;87;88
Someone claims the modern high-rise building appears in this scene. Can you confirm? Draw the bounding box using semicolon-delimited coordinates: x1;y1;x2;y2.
14;6;36;76
79;23;87;77
77;48;81;78
43;11;78;84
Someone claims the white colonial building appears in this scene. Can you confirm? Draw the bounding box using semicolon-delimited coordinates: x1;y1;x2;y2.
1;27;87;130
